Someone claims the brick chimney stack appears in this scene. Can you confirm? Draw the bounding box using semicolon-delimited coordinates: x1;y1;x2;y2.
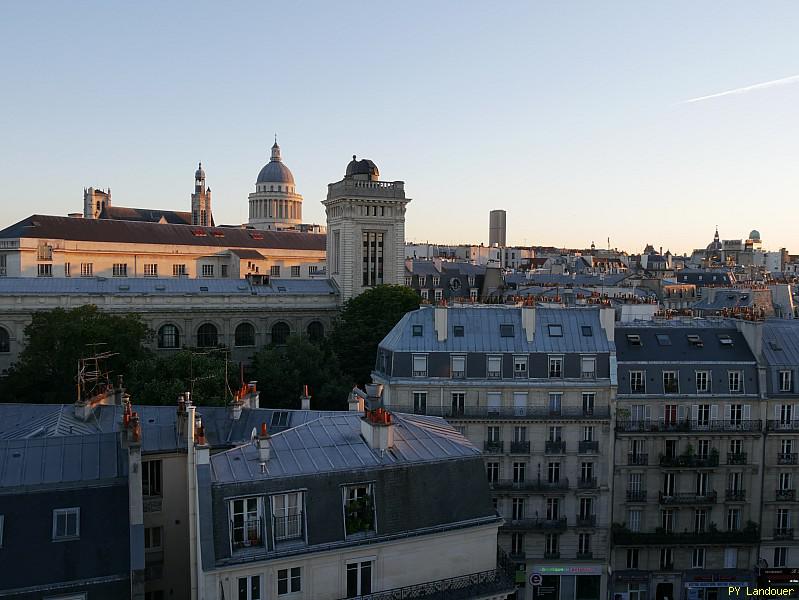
360;384;394;452
300;385;311;410
256;422;271;462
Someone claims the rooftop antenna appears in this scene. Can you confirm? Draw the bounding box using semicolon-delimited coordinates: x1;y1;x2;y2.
76;342;118;402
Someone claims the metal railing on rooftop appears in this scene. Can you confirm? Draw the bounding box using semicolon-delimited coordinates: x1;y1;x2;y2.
617;419;761;433
768;420;799;432
389;404;610;420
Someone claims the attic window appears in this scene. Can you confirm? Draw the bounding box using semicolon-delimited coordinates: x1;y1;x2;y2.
277;286;287;292
270;411;289;428
656;334;672;346
210;230;225;238
769;340;783;351
249;232;264;240
500;324;515;337
627;334;642;346
548;324;563;337
412;325;423;337
453;325;465;337
191;228;207;237
200;286;209;292
687;334;704;347
581;326;593;337
718;335;734;346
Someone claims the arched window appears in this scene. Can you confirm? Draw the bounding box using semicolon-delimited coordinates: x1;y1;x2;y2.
196;323;218;348
157;324;180;349
235;323;256;347
0;327;9;353
271;322;290;346
307;321;324;342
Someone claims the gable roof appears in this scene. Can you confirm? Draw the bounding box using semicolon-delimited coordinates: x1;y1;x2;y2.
0;214;326;252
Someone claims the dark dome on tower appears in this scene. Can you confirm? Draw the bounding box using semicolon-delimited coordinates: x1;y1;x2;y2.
345;155;379;180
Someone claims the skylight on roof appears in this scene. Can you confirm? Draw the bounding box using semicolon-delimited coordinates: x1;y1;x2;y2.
687;334;704;347
769;340;783;351
191;228;207;237
718;334;734;346
548;324;563;337
270;411;289;428
500;324;515;337
627;334;642;346
249;232;264;240
412;325;423;337
581;326;593;337
453;325;465;337
656;334;672;346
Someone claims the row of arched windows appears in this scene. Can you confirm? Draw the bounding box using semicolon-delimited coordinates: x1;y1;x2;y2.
157;321;324;349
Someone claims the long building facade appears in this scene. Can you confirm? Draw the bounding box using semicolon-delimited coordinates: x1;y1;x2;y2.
372;305;618;600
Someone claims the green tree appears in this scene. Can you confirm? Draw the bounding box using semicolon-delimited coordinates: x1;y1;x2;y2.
251;335;352;411
125;349;236;406
329;285;420;386
0;305;152;404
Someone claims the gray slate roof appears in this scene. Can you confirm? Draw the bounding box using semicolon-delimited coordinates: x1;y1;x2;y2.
0;277;337;296
0;432;124;489
615;323;755;362
762;320;799;366
210;412;479;483
379;305;613;353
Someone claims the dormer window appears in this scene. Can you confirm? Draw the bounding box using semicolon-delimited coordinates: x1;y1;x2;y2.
656;334;672;346
627;334;642;346
230;497;263;551
500;324;514;337
548;324;563;337
718;335;734;347
344;484;375;536
581;326;593;337
453;325;465;337
412;325;423;337
271;492;304;543
687;334;704;347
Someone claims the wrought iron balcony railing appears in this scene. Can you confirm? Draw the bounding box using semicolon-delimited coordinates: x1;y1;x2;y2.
778;453;798;465
545;440;566;454
578;477;598;489
776;489;796;501
579;440;599;454
727;452;747;465
659;453;719;468
576;515;597;527
617;419;761;433
389;404;610;420
659;491;717;505
231;517;264;551
501;517;568;532
725;489;746;502
774;528;794;540
767;420;799;432
613;526;759;545
510;440;531;454
490;478;569;492
626;490;647;502
627;453;648;466
484;440;504;453
273;513;303;542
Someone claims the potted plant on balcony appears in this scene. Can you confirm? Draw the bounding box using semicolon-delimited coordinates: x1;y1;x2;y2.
345;495;375;535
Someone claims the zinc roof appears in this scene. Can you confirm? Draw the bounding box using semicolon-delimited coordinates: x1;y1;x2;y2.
210;412;479;483
762;320;799;366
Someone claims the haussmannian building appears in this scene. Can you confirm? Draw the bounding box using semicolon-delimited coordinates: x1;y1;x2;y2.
612;321;765;600
372;304;618;600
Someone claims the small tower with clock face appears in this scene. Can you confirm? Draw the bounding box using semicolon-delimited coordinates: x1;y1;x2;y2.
191;162;212;226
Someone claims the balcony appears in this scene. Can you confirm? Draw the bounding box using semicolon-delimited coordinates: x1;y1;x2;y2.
509;551;526;562
659;453;719;468
545;441;566;454
659;491;717;505
510;440;531;454
627;453;649;466
576;515;597;527
774;528;795;540
778;453;798;465
333;566;515;600
626;490;647;502
579;440;599;454
725;489;746;502
491;478;569;493
578;477;598;489
776;489;797;501
273;513;304;543
767;420;799;432
501;517;568;532
389;404;610;420
231;517;264;551
617;419;761;433
484;440;504;453
727;452;747;465
613;525;759;546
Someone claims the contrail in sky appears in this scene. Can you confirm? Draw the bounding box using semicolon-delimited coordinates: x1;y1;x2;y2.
682;74;799;104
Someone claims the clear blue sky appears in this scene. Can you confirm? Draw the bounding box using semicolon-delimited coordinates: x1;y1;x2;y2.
1;1;798;254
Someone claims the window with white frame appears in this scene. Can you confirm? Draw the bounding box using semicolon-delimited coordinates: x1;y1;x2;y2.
270;265;281;277
271;492;303;542
291;266;301;278
513;461;526;483
469;288;478;301
64;262;71;277
487;355;502;379
547;462;560;483
581;356;596;378
545;533;559;555
420;289;429;300
513;356;528;378
582;392;595;416
142;460;162;497
548;392;562;415
37;263;52;277
231;497;262;549
729;371;742;393
451;392;465;415
412;354;427;377
112;263;128;277
144;264;158;277
346;559;373;597
201;264;214;277
780;370;793;392
486;462;499;483
412;391;427;415
548;356;563;378
578;533;591;555
277;567;301;595
696;371;710;393
629;583;647;600
172;263;187;277
627;509;641;532
626;548;639;569
661;547;674;569
237;575;261;600
434;289;443;302
727;508;741;531
144;526;162;551
774;547;788;568
451;355;466;378
344;484;375;536
80;262;93;277
52;507;80;540
692;548;705;568
630;370;645;393
663;371;678;393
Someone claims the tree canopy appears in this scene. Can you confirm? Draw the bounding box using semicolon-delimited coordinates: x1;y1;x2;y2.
250;335;352;411
329;285;420;386
0;305;152;404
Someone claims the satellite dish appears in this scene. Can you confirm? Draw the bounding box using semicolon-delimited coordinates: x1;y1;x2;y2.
251;427;258;441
